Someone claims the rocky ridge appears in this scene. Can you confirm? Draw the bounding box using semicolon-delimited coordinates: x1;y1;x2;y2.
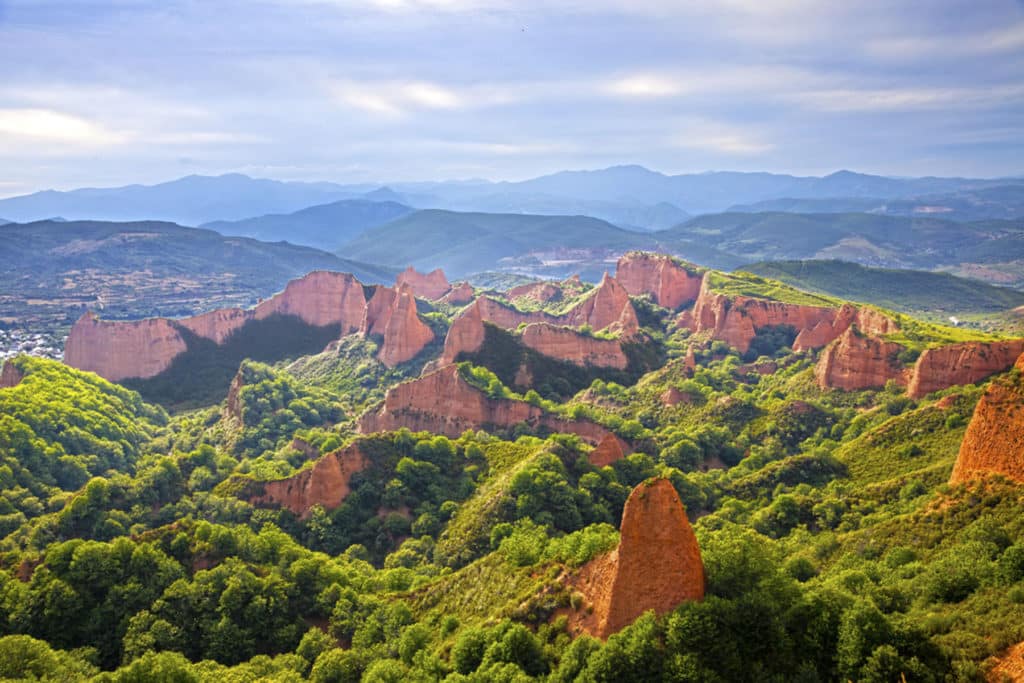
358;364;618;444
247;443;369;518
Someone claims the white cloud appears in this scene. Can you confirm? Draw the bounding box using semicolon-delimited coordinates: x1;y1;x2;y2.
670;120;774;155
0;108;126;146
604;74;683;98
866;21;1024;60
793;84;1024;112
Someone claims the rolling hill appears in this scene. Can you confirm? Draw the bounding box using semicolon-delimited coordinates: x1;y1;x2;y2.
741;260;1024;319
339;209;658;277
0;219;395;332
201;198;415;250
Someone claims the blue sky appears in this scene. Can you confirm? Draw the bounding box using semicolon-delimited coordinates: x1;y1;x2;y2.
0;0;1022;196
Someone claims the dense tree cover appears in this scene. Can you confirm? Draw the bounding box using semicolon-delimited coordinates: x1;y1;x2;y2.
0;272;1022;683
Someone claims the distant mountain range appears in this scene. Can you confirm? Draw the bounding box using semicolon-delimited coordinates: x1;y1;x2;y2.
4;166;1022;229
202;199;415;251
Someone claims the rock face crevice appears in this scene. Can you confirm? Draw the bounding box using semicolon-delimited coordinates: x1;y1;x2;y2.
814;327;907;391
949;353;1024;485
568;478;705;639
248;443;369;518
616;252;703;310
358;365;617;444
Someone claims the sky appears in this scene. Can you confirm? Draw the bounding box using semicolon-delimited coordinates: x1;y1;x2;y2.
0;0;1023;196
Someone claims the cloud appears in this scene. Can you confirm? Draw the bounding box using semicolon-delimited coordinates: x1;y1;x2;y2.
866;21;1024;60
0;108;126;146
604;74;683;98
670;120;775;155
328;79;466;117
793;84;1024;112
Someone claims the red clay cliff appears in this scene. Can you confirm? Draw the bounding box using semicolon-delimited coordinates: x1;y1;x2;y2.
616;252;703;309
568;478;705;638
949;352;1024;485
248;443;369;518
396;266;451;300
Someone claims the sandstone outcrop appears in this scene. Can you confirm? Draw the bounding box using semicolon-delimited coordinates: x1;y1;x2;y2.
225;369;246;422
508;281;563;303
616;252;703;309
949;353;1024;485
249;443;369;518
985;640;1024;682
563;273;639;334
64;271;369;382
377;284;435;367
253;270;366;332
521;323;629;369
0;361;24;389
178;307;251;344
588;433;630;467
907;339;1024;399
814;327;907;391
568;478;705;638
435;298;489;367
359;365;617;444
441;282;475;305
396;266;451;300
359;285;398;337
792;304;898;352
64;312;189;382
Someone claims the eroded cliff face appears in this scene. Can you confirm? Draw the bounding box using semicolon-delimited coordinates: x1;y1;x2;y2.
254;270;367;332
377;284;434;367
588;433;629;467
64;271;369;382
248;443;369;518
949;353;1024;485
396;266;451;300
792;305;898;352
0;362;24;389
568;478;705;639
507;275;586;304
908;339;1024;399
359;365;616;444
63;312;189;382
521;323;629;369
814;327;907;391
563;273;639;334
359;285;398;337
441;282;475;305
616;252;703;310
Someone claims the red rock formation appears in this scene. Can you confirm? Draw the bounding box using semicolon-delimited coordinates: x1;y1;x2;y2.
396;266;451;300
985;640;1024;682
359;285;397;337
616;252;703;309
508;281;563;303
563;273;638;333
441;282;475;305
949;353;1024;485
64;312;189;382
660;387;684;407
249;443;369;518
814;327;908;391
225;369;246;422
377;284;434;367
680;274;900;356
435;298;488;367
569;479;704;638
359;365;616;444
588;433;630;467
64;270;370;383
254;270;366;332
683;274;840;354
178;307;251;344
521;323;628;369
792;305;897;351
907;339;1024;398
0;361;24;389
